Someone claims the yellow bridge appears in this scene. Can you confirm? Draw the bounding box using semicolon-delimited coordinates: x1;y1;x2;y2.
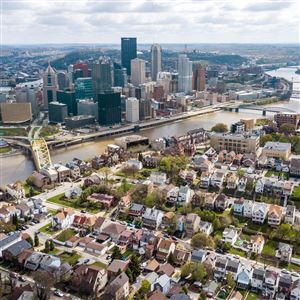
31;138;52;171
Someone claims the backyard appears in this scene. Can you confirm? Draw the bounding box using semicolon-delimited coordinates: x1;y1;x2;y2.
59;252;81;266
245;292;259;300
262;240;277;256
56;229;76;242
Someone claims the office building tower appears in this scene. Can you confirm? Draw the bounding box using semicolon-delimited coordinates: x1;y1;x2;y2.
121;37;137;75
125;97;139;123
48;102;68;124
42;63;58;108
92;58;113;98
27;85;39;117
113;63;127;87
192;64;205;91
139;98;152;121
0;103;32;124
131;58;146;87
151;43;162;81
73;62;89;77
178;54;193;93
77;99;98;121
170;73;179;93
57;71;69;90
65;115;95;130
157;72;172;95
97;91;121;125
57;89;77;116
67;64;74;85
153;85;164;101
75;77;93;100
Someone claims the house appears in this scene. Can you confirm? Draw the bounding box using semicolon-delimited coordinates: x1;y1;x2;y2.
65;236;80;248
204;193;217;210
222;227;239;246
285;205;296;225
226;259;240;280
87;193;114;209
211;169;226;188
251;267;265;291
149;172;167;185
31;171;50;188
185;213;200;238
84;174;102;187
158;263;175;277
250;235;265;254
125;159;143;170
154;274;171;294
24;251;45;270
243;200;254;218
215;193;228;211
142;208;164;229
39;254;61;272
290;158;300;177
53;164;71;182
9;284;34;300
52;208;75;230
214;256;227;280
200;171;211;188
85;242;107;255
73;215;97;231
242;153;256;167
2;239;32;262
276;242;293;262
173;248;191;266
255;178;264;194
237;177;248;192
0;205;18;223
6;181;25;200
148;290;168;300
203;281;219;298
145;272;159;292
118;230;134;250
268;204;283;226
170;294;192;300
106;272;129;300
236;263;253;289
166;187;179;204
191;249;206;263
227;172;239;189
144;258;160;272
101;223;126;243
65;186;82;199
156;239;175;261
233;198;244;216
278;273;293;294
0;232;22;257
93;217;107;235
230;291;243;300
65;162;81;179
119;193;132;213
290;279;300;300
161;212;176;229
142;155;159;168
15;203;31;218
199;221;213;235
78;236;94;248
71;265;108;296
177;186;193;204
252;203;268;224
107;260;129;279
263;269;279;298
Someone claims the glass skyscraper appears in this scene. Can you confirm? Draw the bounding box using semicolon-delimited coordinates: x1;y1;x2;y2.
97;91;121;125
121;37;137;75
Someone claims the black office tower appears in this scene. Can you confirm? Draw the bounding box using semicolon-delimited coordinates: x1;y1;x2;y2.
97;91;121;126
57;89;77;116
121;37;137;75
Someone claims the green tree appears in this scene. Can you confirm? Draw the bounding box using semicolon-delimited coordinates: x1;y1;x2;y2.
191;263;207;283
226;273;235;288
12;214;19;228
236;168;246;178
128;254;140;283
191;232;215;249
222;242;231;252
139;280;150;298
211;123;228;133
26;236;34;247
279;123;295;135
138;152;143;162
49;240;55;251
34;234;39;247
168;252;175;265
44;240;50;253
111;246;122;260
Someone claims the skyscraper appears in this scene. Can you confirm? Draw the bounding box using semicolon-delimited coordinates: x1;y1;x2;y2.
57;89;77;116
121;37;137;75
48;102;68;123
91;58;113;98
97;91;121;125
125;97;139;123
57;71;69;90
178;54;193;93
73;62;89;77
75;77;93;99
113;63;127;87
43;62;58;108
151;43;162;81
131;58;146;87
192;64;205;91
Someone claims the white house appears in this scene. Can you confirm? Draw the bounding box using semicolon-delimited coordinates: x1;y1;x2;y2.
167;187;179;203
252;203;269;224
255;179;264;194
6;182;25;200
290;279;300;300
149;172;167;185
243;200;254;218
251;267;265;291
177;186;193;204
222;227;239;246
52;208;75;230
210;170;226;188
250;235;265;254
125;159;143;171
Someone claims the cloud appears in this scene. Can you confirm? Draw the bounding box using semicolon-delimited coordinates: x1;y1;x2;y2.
244;1;292;12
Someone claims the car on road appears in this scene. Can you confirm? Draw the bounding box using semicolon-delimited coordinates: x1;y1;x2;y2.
80;210;86;214
54;290;64;297
19;276;26;282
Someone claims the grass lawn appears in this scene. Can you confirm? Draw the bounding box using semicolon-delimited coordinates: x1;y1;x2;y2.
247;222;270;235
0;146;11;154
91;261;108;269
229;248;247;258
265;170;288;179
56;229;76;242
0;127;27;136
292;186;300;201
47;248;61;256
39;125;60;138
262;240;277;256
40;223;57;235
59;252;81;266
23;183;40;197
246;292;259;300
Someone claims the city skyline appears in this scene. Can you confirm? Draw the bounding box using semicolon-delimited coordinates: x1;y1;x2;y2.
2;0;299;45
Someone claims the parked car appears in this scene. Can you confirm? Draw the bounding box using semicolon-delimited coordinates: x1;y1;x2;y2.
54;290;64;297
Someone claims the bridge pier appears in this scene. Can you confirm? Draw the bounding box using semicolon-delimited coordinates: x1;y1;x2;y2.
235;107;239;113
262;109;266;116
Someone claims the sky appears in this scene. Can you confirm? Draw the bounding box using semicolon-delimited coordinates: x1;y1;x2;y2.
1;0;299;45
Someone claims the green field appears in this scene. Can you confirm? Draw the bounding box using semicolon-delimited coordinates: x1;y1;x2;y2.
56;229;76;242
265;170;288;179
59;252;81;266
0;127;27;136
229;248;247;258
262;240;277;256
246;292;259;300
40;223;57;235
0;146;11;154
91;261;108;269
39;125;60;137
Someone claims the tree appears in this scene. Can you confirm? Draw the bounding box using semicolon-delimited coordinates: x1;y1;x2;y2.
44;240;50;253
26;236;34;247
12;214;18;228
222;242;231;252
33;270;54;300
128;254;141;283
111;246;122;260
168;252;175;265
138;152;143;162
34;234;39;247
280;123;295;135
270;223;295;241
100;167;111;181
49;240;55;251
139;280;150;298
191;263;207;283
211;123;228;133
237;168;246;178
226;273;235;288
191;232;215;249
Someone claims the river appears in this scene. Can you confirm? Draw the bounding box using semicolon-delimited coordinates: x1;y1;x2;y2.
0;68;299;186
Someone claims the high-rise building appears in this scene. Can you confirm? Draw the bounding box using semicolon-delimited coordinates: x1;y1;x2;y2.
125;97;139;123
192;64;205;91
178;54;193;93
113;63;127;87
57;71;69;90
75;77;93;100
97;91;121;125
153;85;164;101
139;98;152;121
73;62;89;77
57;89;77;116
92;59;113;98
77;99;98;121
121;37;137;75
157;72;172;95
151;43;162;81
42;63;58;108
48;102;68;124
131;58;146;87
